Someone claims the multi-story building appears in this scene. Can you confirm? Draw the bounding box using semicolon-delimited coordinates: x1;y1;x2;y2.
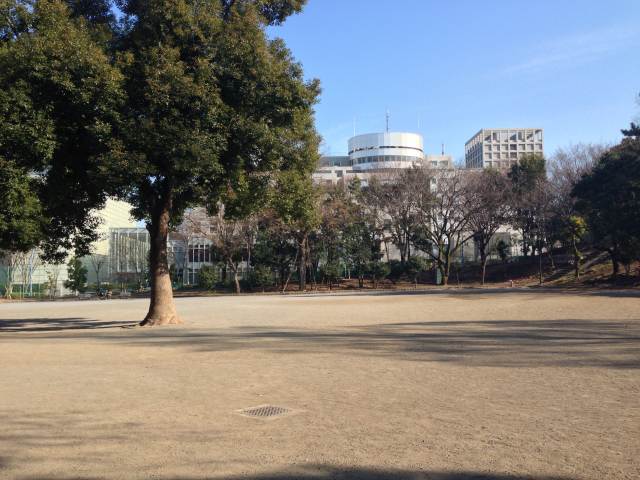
465;128;544;169
0;199;137;297
313;132;453;186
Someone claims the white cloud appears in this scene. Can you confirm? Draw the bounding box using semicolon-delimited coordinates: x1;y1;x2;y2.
500;25;639;76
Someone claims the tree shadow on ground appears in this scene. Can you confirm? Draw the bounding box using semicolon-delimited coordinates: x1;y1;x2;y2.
10;467;579;480
182;467;576;480
279;287;640;300
0;317;138;332
7;318;638;369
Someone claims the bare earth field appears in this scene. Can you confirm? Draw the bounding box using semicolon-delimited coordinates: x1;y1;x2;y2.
0;289;639;480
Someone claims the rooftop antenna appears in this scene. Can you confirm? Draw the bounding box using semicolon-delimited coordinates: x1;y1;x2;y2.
441;143;445;155
385;109;390;133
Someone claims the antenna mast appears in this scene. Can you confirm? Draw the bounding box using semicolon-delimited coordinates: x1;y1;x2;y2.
385;109;390;133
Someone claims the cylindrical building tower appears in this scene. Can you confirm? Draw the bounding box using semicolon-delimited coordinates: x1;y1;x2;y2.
348;132;424;170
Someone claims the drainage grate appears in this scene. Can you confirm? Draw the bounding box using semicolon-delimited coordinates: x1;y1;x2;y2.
237;404;291;419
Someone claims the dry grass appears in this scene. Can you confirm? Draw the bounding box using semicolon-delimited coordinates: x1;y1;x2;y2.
0;289;639;479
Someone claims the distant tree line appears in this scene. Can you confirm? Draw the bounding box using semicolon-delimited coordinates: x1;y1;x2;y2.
184;121;640;292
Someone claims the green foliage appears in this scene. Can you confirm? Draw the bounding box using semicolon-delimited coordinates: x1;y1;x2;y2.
321;260;342;286
248;265;275;289
198;264;219;290
1;0;319;314
252;213;298;283
0;158;46;252
405;256;428;284
508;154;548;258
64;256;87;293
573;130;640;272
508;154;547;194
0;0;124;261
367;260;390;287
387;260;405;283
496;240;509;263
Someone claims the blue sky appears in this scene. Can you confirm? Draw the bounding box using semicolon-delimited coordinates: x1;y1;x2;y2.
268;0;640;162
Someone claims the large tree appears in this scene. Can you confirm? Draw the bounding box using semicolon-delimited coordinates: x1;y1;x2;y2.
1;0;124;262
508;154;547;258
115;0;319;324
573;126;640;276
466;168;512;285
412;168;475;286
1;0;319;325
548;144;607;278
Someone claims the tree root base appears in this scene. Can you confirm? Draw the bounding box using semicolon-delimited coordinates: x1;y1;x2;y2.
139;315;184;327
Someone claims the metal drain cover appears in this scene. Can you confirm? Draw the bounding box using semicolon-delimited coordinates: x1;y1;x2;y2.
237;404;292;419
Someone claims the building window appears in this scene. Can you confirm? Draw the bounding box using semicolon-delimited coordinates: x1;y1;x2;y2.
510;144;517;150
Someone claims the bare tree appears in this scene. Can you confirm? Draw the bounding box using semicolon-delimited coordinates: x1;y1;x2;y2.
89;252;107;291
45;264;62;299
1;251;20;299
466;169;513;285
547;144;608;278
412;168;476;286
185;207;256;294
16;251;31;299
549;143;608;194
365;169;428;264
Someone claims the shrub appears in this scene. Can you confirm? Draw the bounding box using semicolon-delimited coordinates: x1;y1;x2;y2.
248;265;275;290
198;264;219;290
367;261;390;288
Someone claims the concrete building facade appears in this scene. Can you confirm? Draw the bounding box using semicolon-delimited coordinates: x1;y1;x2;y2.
465;128;544;169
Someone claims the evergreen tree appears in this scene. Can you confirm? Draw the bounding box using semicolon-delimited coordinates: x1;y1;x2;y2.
573;125;640;276
1;0;319;325
64;256;88;294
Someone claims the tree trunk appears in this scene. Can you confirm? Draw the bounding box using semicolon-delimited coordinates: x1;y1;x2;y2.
232;265;241;294
610;249;620;278
573;238;581;280
480;250;487;286
538;248;543;285
442;250;451;286
140;193;182;327
441;269;448;286
298;234;307;291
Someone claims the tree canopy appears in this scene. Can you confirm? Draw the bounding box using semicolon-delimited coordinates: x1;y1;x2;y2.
0;0;319;324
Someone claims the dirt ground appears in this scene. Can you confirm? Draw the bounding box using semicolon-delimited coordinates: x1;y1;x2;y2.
0;289;639;480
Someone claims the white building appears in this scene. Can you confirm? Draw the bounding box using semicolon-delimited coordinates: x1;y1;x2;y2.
465;128;544;169
314;132;453;186
1;199;136;297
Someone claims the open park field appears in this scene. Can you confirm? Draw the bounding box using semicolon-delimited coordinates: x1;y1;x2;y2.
0;290;639;480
